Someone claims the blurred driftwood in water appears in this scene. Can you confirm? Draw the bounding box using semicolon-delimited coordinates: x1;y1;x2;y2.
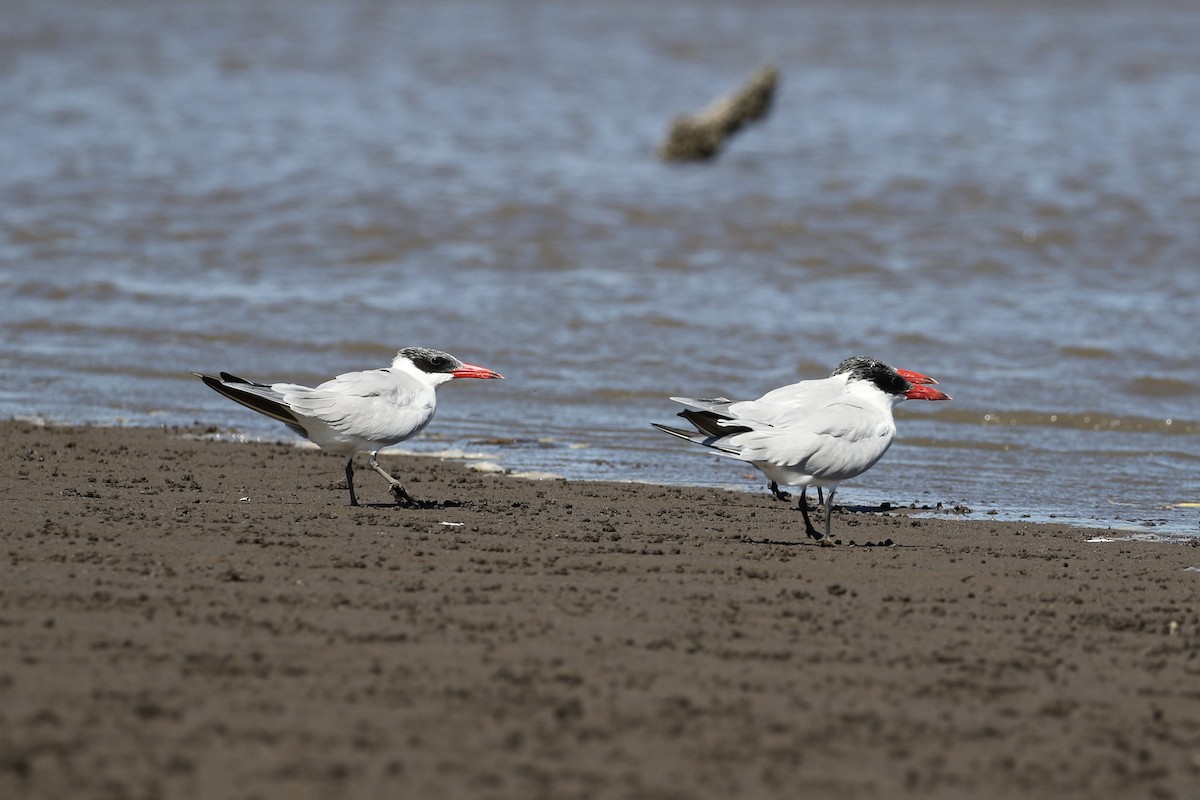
660;66;779;162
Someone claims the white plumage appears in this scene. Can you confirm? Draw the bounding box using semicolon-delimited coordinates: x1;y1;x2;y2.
653;356;949;541
197;347;503;506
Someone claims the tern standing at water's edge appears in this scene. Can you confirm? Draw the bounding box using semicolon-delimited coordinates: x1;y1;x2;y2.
196;347;503;506
653;356;950;542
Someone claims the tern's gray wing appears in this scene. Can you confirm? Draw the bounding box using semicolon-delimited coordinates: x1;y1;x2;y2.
669;396;735;414
728;398;896;481
274;368;432;445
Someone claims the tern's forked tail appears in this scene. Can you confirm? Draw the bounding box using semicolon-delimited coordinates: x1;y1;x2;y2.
195;372;303;430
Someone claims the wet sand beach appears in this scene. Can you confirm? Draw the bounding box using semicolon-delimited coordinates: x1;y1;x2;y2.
3;420;1199;799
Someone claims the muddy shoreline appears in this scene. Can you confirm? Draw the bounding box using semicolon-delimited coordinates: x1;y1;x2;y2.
3;420;1199;799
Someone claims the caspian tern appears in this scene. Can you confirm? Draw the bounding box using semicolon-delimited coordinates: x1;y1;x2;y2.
763;359;941;505
652;355;950;542
196;347;503;506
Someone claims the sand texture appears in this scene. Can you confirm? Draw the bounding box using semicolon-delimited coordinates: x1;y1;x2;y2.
3;420;1199;799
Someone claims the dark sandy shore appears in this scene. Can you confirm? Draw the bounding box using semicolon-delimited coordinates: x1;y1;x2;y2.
3;420;1199;800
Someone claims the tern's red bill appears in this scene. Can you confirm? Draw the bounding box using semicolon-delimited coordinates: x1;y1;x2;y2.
452;363;505;380
905;384;951;401
897;368;938;385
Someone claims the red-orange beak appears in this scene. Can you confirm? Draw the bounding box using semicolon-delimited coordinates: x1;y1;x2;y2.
897;368;938;385
905;384;951;401
451;363;504;380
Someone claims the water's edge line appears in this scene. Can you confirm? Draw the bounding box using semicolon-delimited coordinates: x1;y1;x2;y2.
13;417;1190;540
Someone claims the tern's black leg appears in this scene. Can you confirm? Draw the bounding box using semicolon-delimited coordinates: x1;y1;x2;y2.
796;487;823;540
768;481;792;501
367;451;416;506
346;457;359;507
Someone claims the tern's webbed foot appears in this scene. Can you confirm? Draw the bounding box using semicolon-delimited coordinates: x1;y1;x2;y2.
390;484;417;507
768;481;792;502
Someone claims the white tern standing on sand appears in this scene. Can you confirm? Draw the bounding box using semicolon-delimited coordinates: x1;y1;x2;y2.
652;356;950;542
196;347;503;506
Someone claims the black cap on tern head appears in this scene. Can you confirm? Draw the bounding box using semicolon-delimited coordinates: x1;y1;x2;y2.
397;347;463;375
832;355;911;396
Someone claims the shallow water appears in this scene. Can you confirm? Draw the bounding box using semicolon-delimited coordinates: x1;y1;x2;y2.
3;0;1198;535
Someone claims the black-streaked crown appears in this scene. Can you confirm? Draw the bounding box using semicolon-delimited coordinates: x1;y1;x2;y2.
831;355;911;396
397;347;464;375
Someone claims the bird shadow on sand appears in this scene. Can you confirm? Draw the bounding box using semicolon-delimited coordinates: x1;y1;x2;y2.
773;502;919;515
739;535;903;548
354;499;464;511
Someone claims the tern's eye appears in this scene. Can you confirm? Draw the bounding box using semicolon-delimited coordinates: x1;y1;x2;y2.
430;356;445;367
